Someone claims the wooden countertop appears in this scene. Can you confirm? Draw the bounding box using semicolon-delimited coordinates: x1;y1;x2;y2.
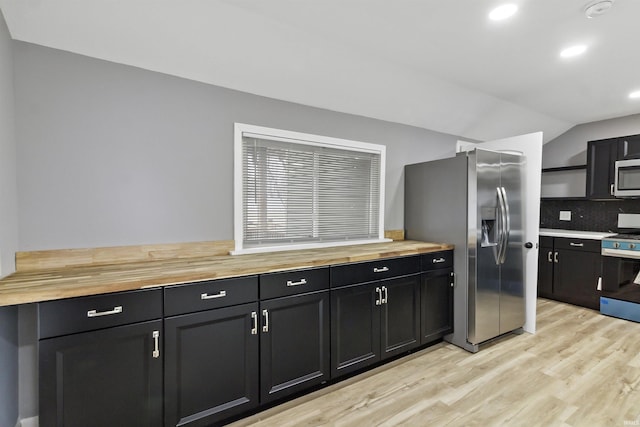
0;240;453;307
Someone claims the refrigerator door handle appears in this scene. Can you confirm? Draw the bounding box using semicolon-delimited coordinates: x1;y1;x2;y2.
495;187;506;265
499;187;511;264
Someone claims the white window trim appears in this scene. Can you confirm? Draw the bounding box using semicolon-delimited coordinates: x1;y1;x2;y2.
232;123;390;255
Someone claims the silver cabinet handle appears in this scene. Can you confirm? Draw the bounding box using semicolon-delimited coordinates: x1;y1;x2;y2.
375;287;382;305
201;290;226;300
286;278;307;287
554;252;559;263
262;309;269;333
432;257;446;264
450;271;455;287
152;330;160;359
87;306;122;318
373;267;389;273
547;251;552;263
611;184;615;196
381;286;388;304
250;311;258;335
569;242;584;247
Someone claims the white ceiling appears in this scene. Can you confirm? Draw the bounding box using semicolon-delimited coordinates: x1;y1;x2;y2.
2;0;639;143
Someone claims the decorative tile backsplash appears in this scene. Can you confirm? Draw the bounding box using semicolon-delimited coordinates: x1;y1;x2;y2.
540;199;640;232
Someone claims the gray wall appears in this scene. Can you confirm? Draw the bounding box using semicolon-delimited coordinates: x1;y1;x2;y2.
0;9;19;427
542;113;640;168
14;41;460;252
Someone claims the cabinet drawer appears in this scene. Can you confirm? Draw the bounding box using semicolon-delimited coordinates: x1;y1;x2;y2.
331;256;420;288
260;267;329;300
38;288;162;339
164;276;258;316
554;238;601;253
539;236;554;249
422;251;453;271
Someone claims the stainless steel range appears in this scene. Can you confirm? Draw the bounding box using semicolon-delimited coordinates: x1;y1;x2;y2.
600;214;640;322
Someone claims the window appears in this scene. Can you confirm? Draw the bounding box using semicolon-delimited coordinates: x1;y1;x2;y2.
233;123;388;254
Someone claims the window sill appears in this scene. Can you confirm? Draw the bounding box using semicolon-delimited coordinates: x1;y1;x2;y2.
231;238;393;256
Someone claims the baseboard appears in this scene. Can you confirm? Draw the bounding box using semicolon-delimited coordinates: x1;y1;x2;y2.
16;416;38;427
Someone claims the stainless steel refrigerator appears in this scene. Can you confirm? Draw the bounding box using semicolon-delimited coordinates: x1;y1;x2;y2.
405;148;525;353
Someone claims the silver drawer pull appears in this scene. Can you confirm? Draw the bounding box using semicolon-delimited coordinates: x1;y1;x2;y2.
373;267;389;273
201;290;226;300
286;278;307;287
569;242;584;247
432;257;446;263
152;330;160;358
87;306;123;318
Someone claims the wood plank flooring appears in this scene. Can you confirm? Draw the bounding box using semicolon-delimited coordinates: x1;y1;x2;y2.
229;298;640;426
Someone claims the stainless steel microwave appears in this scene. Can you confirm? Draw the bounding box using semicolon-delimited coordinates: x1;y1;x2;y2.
615;158;640;197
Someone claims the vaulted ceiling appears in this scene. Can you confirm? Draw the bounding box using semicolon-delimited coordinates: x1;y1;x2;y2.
2;0;639;143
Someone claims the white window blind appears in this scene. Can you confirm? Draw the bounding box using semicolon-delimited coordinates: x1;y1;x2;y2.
234;124;386;253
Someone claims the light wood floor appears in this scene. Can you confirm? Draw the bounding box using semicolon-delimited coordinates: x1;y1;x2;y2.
229;298;640;426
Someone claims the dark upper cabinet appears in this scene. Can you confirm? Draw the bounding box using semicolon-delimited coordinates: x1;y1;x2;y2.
586;134;640;199
620;134;640;159
586;137;621;199
39;320;163;427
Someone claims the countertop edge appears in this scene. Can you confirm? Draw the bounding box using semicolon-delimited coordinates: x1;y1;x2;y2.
539;228;615;240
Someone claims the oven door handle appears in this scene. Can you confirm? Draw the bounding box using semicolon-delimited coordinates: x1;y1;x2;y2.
602;248;640;259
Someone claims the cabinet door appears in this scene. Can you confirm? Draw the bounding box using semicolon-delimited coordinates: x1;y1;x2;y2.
164;303;259;427
621;134;640;159
537;247;554;298
380;274;420;359
553;249;601;310
260;291;330;404
331;283;380;378
421;269;454;344
39;320;163;427
586;138;620;199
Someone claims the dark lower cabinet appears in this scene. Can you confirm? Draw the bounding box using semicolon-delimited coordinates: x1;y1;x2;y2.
537;237;554;299
38;253;452;426
380;275;421;358
260;291;330;404
164;303;259;427
420;268;454;344
39;320;163;427
537;236;602;310
331;282;380;377
553;248;601;309
331;274;420;378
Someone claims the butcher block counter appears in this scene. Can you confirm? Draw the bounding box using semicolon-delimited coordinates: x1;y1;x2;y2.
0;240;453;306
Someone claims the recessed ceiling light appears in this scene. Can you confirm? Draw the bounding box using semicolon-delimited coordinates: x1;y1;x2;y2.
584;0;614;18
630;90;640;99
560;45;587;58
489;4;518;21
